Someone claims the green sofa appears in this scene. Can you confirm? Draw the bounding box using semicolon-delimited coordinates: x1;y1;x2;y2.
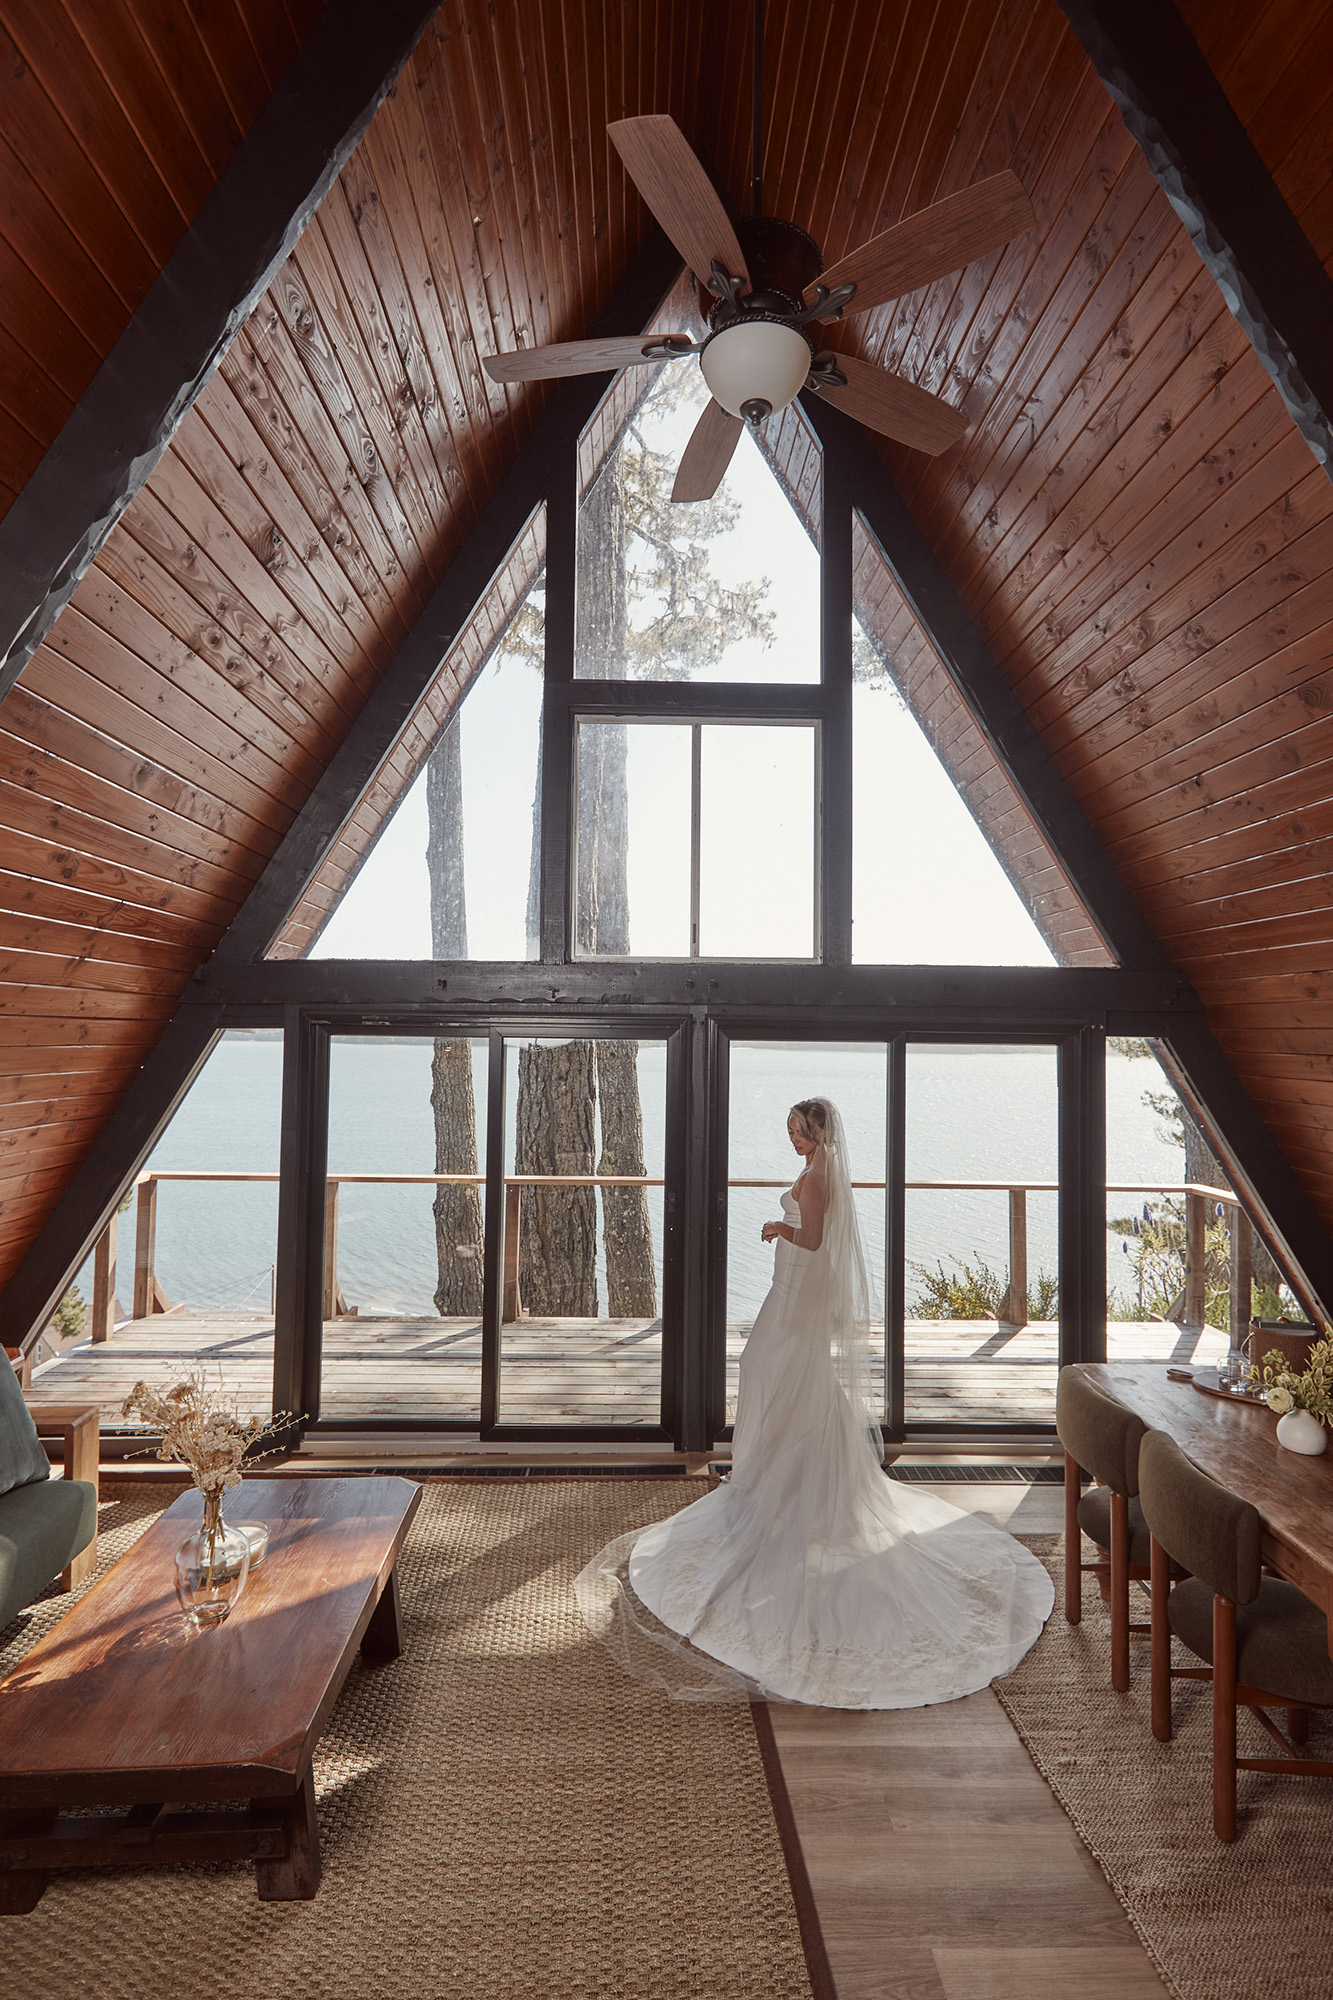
0;1361;97;1633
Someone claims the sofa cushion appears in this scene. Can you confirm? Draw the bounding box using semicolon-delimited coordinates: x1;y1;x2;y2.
0;1354;54;1497
0;1477;98;1632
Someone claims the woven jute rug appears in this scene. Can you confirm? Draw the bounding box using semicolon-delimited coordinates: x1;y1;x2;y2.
1;1479;817;2000
1000;1536;1333;2000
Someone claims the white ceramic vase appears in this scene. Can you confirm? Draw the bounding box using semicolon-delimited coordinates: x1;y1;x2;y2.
1276;1407;1328;1456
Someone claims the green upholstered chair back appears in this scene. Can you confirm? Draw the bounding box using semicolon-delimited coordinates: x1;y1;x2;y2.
1137;1428;1261;1605
0;1352;52;1498
1055;1367;1147;1496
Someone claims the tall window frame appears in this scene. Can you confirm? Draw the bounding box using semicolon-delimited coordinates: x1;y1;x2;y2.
537;406;855;968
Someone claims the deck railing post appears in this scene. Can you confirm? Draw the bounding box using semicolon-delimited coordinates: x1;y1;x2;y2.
1001;1187;1028;1325
91;1214;118;1341
502;1182;523;1324
1230;1204;1253;1354
132;1180;157;1320
1184;1189;1207;1328
322;1180;339;1322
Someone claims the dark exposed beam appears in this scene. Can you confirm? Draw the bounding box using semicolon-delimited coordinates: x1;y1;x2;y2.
0;1005;223;1346
803;391;1184;979
1059;0;1333;480
193;955;1199;1018
0;0;441;696
207;231;686;967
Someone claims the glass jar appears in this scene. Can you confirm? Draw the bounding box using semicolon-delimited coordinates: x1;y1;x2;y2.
174;1490;251;1628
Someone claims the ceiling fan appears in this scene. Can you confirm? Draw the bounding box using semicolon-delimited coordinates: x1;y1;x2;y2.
482;9;1035;502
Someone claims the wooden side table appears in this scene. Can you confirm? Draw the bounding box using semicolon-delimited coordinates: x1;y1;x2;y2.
21;1404;100;1589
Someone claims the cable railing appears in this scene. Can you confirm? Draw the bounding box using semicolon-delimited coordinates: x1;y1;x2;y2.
78;1168;1250;1339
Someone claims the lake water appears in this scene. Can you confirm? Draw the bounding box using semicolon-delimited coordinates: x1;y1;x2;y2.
78;1035;1186;1323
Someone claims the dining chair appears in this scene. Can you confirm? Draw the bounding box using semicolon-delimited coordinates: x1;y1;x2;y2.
1138;1426;1333;1841
1056;1365;1151;1691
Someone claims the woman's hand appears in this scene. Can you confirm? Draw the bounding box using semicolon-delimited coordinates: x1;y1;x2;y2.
761;1220;785;1244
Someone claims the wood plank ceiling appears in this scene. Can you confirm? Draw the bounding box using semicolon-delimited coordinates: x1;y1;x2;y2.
2;0;1333;1288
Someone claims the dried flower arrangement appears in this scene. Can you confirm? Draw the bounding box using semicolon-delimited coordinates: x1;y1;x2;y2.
120;1371;294;1495
1249;1332;1333;1424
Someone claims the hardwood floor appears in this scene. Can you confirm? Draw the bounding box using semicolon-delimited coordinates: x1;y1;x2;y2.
768;1482;1168;2000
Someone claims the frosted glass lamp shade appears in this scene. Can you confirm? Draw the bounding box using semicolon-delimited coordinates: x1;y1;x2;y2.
699;320;812;419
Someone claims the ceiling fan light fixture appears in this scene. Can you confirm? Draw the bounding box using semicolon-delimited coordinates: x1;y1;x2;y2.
699;317;812;421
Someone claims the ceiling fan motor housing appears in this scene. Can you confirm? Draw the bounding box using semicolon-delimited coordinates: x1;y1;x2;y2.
698;217;824;422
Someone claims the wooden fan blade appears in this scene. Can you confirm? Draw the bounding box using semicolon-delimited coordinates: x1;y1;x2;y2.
808;171;1035;317
484;335;673;383
811;355;967;456
672;399;744;501
609;115;750;287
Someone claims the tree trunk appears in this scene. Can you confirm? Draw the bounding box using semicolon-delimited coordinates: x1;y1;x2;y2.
576;460;657;1313
425;716;484;1315
515;1041;598;1315
430;1040;483;1315
596;1040;656;1315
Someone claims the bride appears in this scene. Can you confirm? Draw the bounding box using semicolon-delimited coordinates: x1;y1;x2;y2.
578;1096;1053;1708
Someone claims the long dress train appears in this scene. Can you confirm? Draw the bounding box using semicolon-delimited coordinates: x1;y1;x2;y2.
579;1178;1054;1709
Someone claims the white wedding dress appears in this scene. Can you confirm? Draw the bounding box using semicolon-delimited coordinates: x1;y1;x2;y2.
578;1113;1054;1709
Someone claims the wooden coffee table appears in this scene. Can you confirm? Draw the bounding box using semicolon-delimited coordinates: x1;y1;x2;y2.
0;1475;420;1911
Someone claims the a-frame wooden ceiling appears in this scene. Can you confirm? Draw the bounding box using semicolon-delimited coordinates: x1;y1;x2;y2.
2;0;1333;1296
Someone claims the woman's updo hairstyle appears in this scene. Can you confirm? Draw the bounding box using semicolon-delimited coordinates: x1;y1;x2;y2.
788;1099;828;1144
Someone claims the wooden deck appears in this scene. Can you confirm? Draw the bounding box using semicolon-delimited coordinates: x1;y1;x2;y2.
28;1313;1230;1432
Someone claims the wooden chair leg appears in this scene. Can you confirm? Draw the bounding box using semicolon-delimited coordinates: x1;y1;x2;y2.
1213;1595;1238;1842
1064;1452;1082;1624
1150;1534;1172;1741
1289;1707;1311;1746
1110;1488;1130;1692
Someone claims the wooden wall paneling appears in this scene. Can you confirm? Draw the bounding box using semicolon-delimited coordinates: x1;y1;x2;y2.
226;309;422;632
880;32;1112;521
1066;617;1333;833
957;249;1228;596
0;130;132;352
407;30;525;463
1080;639;1333;844
231;0;301;91
850;0;1016;397
1034;513;1333;777
0;19;162;307
188;365;403;669
146;420;379;724
50;575;325;798
19;647;295;845
179;373;394;692
370;83;504;502
309;181;458;564
117;0;249;173
1;2;189;261
0;724;269;885
0;908;197;976
0;0;441;692
942;213;1224;616
1060;0;1333;480
0;792;245;927
1006;455;1332;724
333;136;477;533
274;236;434;590
996;371;1307;686
489;1;564;358
55;0;219;214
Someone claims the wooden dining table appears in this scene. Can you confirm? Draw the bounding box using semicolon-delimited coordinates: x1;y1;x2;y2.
1082;1362;1333;1659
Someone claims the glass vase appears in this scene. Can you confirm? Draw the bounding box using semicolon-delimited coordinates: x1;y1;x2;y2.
174;1490;251;1628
